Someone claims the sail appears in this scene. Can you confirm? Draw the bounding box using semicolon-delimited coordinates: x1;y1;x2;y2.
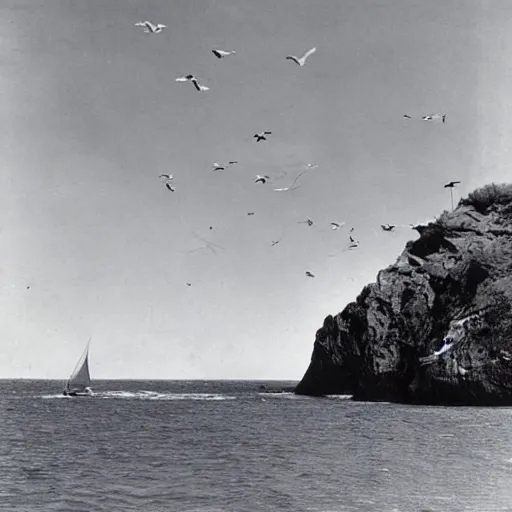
66;340;91;391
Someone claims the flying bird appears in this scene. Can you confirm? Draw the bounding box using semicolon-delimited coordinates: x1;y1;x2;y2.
212;161;238;171
331;222;345;230
299;219;314;226
254;175;270;184
254;131;272;142
175;75;209;92
349;235;359;248
135;21;167;34
271;239;281;247
186;282;192;287
159;174;175;191
444;181;460;188
212;49;236;59
273;170;308;192
419;339;454;365
247;212;254;216
422;115;434;121
305;271;315;278
442;114;446;124
286;47;317;67
381;224;396;232
403;114;412;119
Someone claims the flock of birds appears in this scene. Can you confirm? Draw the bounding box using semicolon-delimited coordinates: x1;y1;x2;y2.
134;19;461;283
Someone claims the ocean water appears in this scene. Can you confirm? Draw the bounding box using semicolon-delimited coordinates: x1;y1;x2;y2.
1;380;512;512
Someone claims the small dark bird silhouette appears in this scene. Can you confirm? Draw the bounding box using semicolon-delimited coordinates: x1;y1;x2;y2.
209;226;213;230
299;219;313;226
305;271;315;278
271;239;281;247
254;131;272;142
247;212;254;216
442;114;446;124
254;175;270;184
212;161;238;171
381;224;395;232
186;282;191;287
403;114;412;119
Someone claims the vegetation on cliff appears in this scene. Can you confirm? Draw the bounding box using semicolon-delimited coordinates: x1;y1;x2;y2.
296;183;512;405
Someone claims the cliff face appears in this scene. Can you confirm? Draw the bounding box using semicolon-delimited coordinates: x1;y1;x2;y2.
296;188;512;405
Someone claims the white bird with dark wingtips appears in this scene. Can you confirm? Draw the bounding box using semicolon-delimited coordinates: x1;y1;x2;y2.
135;21;167;34
254;131;272;142
254;175;270;184
212;161;238;171
286;47;317;67
381;224;396;232
331;222;345;230
212;49;236;59
175;75;209;92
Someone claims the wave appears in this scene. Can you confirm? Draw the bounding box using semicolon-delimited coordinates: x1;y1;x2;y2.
325;394;353;400
257;392;299;398
41;391;237;401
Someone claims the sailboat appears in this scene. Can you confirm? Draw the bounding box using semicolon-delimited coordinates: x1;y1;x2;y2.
63;338;94;397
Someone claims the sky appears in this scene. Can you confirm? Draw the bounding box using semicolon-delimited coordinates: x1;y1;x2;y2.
1;0;511;380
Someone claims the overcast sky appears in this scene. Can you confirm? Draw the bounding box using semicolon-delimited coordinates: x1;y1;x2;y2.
1;0;511;380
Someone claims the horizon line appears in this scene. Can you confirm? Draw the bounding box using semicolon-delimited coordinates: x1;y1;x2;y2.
0;377;301;382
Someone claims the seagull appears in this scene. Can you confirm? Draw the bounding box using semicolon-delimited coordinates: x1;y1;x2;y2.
254;175;270;184
186;282;192;287
175;75;209;92
422;115;434;121
254;131;272;142
442;114;447;124
444;181;460;188
247;212;255;216
273;170;308;192
135;21;167;34
212;161;238;171
331;222;345;230
305;271;315;278
419;339;454;365
306;163;318;168
381;224;395;231
212;49;236;59
271;239;281;247
159;174;175;191
403;114;412;119
298;219;314;227
349;235;359;248
286;47;317;67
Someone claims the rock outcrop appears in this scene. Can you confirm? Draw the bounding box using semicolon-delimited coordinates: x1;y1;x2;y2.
295;183;512;405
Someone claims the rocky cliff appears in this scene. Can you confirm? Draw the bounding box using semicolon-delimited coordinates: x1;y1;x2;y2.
295;183;512;405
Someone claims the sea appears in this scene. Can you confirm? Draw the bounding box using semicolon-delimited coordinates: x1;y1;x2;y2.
1;380;512;512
